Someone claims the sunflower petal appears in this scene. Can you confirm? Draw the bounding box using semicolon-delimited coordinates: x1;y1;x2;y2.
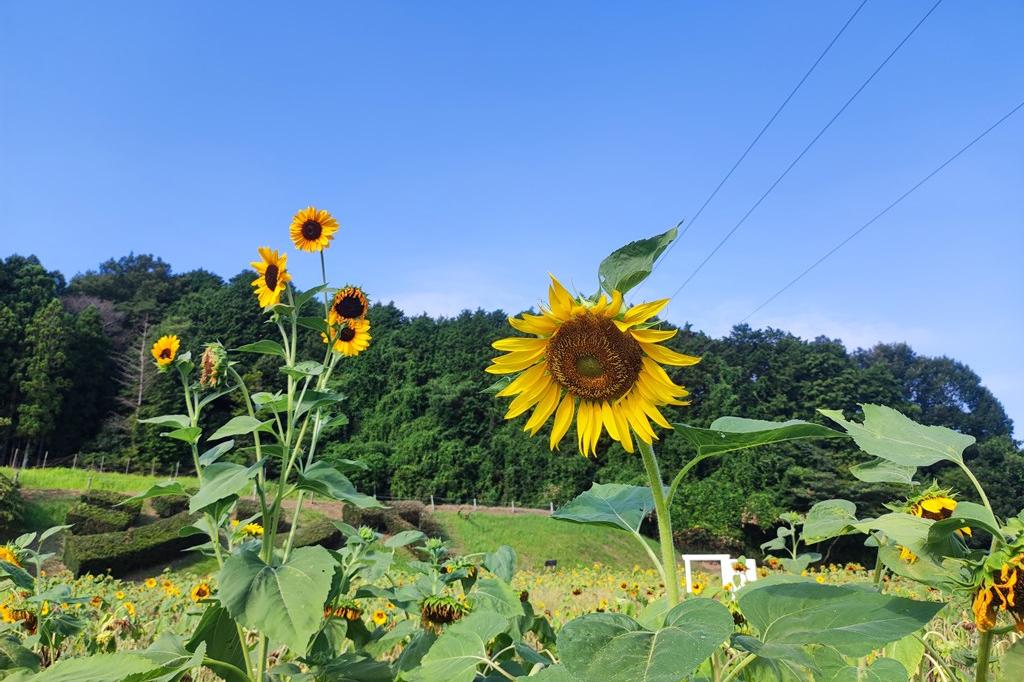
550;394;575;450
612;403;634;453
509;312;560;336
492;337;547;352
495;362;548;397
639;341;701;367
630;328;677;343
505;375;554;419
525;383;561;435
622;299;669;326
601;402;620;442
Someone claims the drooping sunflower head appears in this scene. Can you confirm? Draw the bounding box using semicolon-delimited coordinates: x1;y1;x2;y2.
420;594;467;631
973;552;1024;632
487;275;698;457
199;342;228;388
150;335;181;370
322;318;371;357
289;206;339;252
898;485;972;536
250;247;292;308
330;286;369;323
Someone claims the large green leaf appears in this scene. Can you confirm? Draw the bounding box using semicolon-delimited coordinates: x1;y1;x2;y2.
0;560;35;590
1000;638;1024;682
28;653;154;681
124;481;189;505
295;461;382;508
483;545;517;583
198;440;235;466
208;416;274;441
0;635;38;673
517;664;574;681
233;340;286;357
557;598;733;682
189;461;261;513
849;458;918;485
927;500;1000;541
855;512;963;583
471;578;525;619
217;546;335;654
801;499;860;544
552;483;653;533
738;580;944;657
185;604;248;682
820;404;974;467
124;634;206;682
598;225;678;296
137;414;191;429
672;417;845;458
315;653;392;682
404;610;509;682
160;427;202;445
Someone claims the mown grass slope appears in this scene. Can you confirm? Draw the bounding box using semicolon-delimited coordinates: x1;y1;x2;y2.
434;510;660;571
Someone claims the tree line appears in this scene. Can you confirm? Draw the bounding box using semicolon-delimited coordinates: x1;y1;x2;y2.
0;253;1019;546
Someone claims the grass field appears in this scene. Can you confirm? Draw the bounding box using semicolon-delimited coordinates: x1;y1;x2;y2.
1;466;198;494
435;510;660;570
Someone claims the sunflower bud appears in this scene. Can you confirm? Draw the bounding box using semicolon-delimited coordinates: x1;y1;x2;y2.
199;343;228;388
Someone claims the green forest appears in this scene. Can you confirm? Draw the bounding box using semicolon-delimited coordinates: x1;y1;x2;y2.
1;253;1020;549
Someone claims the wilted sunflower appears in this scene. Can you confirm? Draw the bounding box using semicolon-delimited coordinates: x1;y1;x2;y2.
973;552;1024;632
150;335;180;369
330;286;369;323
487;275;698;456
322;319;371;357
250;247;292;307
289;206;339;252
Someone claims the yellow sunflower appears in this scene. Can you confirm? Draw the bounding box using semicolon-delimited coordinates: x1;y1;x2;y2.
322;319;371;357
0;546;20;567
150;335;180;369
191;583;211;603
487;275;698;456
329;286;369;323
250;247;292;308
372;609;388;626
289;206;339;252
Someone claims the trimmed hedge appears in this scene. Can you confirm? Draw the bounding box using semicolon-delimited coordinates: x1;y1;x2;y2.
343;500;445;539
151;487;195;518
235;498;288;531
80;489;143;516
278;515;342;550
65;503;134;535
63;512;202;577
0;473;22;538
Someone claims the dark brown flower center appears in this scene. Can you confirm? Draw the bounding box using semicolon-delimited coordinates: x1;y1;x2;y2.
301;219;322;240
338;326;357;342
159;348;172;359
264;264;279;291
546;313;642;401
334;294;366;319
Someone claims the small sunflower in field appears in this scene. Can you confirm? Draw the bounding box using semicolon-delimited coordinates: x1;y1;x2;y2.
191;583;211;603
372;609;388;626
0;546;20;567
329;286;369;323
114;591;125;601
242;523;264;538
150;335;180;369
145;578;157;589
488;275;698;456
251;247;292;308
124;602;136;618
323;319;371;357
290;206;339;252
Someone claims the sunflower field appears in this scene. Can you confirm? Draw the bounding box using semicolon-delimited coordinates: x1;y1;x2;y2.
1;214;1022;681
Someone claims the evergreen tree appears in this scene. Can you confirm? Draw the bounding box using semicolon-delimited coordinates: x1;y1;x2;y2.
15;299;70;452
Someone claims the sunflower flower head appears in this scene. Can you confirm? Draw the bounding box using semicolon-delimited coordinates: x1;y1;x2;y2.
199;342;228;389
290;206;339;252
251;247;292;308
242;523;264;538
322;318;371;357
191;583;212;603
0;546;20;568
330;286;369;323
487;274;698;457
150;335;180;371
973;552;1024;632
372;609;388;626
420;595;468;632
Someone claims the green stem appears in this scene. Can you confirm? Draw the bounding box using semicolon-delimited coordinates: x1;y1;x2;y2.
975;629;993;682
721;652;756;682
666;452;716;505
638;440;679;607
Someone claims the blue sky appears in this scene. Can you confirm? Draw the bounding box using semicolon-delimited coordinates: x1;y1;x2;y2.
1;2;1022;433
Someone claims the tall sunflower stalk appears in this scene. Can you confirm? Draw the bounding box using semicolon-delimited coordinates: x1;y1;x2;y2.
488;228;697;606
144;206;376;681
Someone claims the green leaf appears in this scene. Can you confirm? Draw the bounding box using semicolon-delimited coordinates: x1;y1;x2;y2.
0;560;34;590
801;499;860;544
161;427;202;445
198;440;235;466
738;580;945;657
552;483;653;533
518;665;574;681
557;598;734;682
233;340;286;357
217;546;335;655
125;634;206;682
185;604;248;682
209;416;274;441
854;512;963;582
483;545;517;583
383;530;426;549
137;414;191;429
598;225;678;296
297;317;330;335
884;633;925;679
819;404;974;467
850;458;918;485
472;578;525;618
316;653;393;682
280;360;324;380
189;461;261;513
294;284;328;309
0;635;39;673
124;481;188;504
1000;638;1024;682
673;417;845;458
404;610;509;682
927;500;1000;540
29;653;153;681
295;461;383;508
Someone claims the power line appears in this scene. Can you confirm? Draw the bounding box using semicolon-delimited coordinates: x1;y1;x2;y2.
655;0;869;270
669;0;944;299
738;98;1024;325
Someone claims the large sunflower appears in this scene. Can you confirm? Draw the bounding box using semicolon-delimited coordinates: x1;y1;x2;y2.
150;335;181;369
250;247;292;307
323;318;371;357
329;286;369;324
487;275;698;456
290;206;339;252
